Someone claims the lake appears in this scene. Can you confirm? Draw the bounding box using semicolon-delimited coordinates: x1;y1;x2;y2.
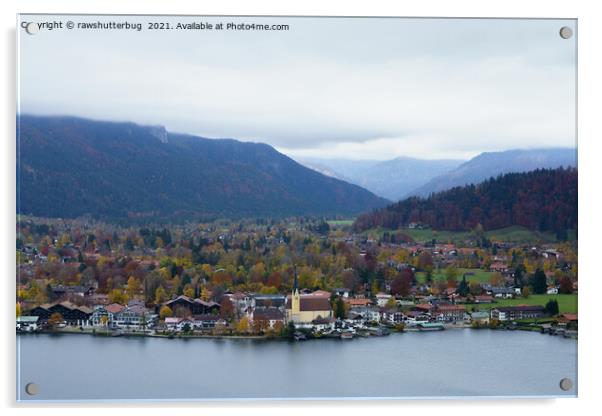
16;329;577;401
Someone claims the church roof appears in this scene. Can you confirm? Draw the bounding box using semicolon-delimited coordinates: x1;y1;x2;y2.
286;296;331;312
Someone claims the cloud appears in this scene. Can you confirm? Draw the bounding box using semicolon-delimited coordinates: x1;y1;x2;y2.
18;16;576;160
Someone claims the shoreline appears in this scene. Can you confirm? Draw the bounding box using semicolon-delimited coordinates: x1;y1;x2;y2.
17;324;577;340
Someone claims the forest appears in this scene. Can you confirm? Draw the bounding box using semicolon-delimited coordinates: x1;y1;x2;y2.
353;168;577;240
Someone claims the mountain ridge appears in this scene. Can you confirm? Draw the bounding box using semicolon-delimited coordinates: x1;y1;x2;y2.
410;148;577;197
17;115;388;220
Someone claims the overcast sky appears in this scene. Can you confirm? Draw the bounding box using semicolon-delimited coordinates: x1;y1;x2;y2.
18;16;576;160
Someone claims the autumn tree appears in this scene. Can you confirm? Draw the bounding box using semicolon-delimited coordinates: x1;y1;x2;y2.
126;276;142;298
489;272;505;287
48;312;64;329
159;305;173;320
559;275;574;294
219;297;235;320
236;316;250;334
108;289;129;305
154;286;168;305
445;266;458;288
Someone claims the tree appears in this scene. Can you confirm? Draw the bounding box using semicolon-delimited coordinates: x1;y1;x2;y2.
219;297;235;320
159;305;173;320
16;302;21;317
48;312;64;329
559;276;574;294
457;275;469;297
182;322;192;334
108;289;129;305
385;296;397;309
236;316;250;334
183;285;195;298
445;266;458;288
334;297;347;319
469;281;482;296
154;286;168;305
544;299;559;316
521;286;531;298
126;276;142;298
489;272;505;287
531;269;547;294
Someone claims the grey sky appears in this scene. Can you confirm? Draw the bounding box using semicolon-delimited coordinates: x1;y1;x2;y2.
18;16;576;160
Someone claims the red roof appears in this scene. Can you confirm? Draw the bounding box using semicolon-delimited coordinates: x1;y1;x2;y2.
287;296;332;312
436;305;466;312
106;303;126;314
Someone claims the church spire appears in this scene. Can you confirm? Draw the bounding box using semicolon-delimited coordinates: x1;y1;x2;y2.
293;265;298;294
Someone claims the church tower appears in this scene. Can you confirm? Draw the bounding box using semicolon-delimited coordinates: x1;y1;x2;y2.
291;265;300;318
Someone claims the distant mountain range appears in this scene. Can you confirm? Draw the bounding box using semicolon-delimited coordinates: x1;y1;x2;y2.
297;157;463;201
354;167;578;238
410;148;577;197
16;115;387;220
299;148;576;201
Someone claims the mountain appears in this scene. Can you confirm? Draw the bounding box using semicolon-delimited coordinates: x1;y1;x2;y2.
410;148;577;197
297;157;463;201
17;115;388;220
354;168;577;239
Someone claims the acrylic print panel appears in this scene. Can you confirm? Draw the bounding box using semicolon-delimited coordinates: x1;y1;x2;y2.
16;15;577;402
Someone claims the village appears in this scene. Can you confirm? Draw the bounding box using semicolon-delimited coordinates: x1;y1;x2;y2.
16;217;578;340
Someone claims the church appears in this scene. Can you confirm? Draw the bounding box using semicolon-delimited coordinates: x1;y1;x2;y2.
286;269;332;323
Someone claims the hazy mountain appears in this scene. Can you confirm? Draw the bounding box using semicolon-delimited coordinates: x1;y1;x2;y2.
354;168;577;239
297;157;463;201
17;115;388;220
410;148;577;197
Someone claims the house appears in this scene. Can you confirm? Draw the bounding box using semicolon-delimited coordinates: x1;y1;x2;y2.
29;301;93;326
90;303;125;327
489;287;515;299
434;305;466;322
344;298;373;308
474;295;494;304
113;301;157;329
547;287;559;295
191;314;227;330
164;317;193;331
16;316;39;332
164;295;220;316
380;309;405;324
404;310;430;326
490;305;546;321
470;311;490;324
332;288;350;298
557;313;578;327
224;292;253;313
348;306;381;323
286;272;332;323
413;303;433;313
311;316;336;332
252;307;286;329
375;293;392;307
253;294;286;309
489;262;509;273
51;285;95;299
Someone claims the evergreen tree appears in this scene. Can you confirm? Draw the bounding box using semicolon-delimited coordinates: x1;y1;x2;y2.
531;269;547;294
457;275;469;297
544;299;559;316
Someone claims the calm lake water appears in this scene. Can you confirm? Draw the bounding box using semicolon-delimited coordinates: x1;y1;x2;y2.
16;330;577;401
